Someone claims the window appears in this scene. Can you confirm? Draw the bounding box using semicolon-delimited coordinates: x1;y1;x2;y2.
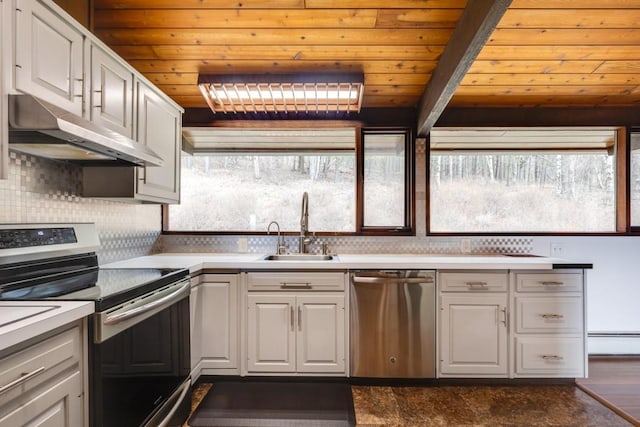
429;128;617;233
630;132;640;228
167;153;356;232
360;129;413;232
165;127;413;234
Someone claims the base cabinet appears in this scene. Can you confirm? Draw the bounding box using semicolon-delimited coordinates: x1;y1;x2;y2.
246;293;345;375
511;271;586;378
0;323;85;427
0;370;82;427
438;269;586;379
438;271;509;377
190;274;240;379
439;294;508;376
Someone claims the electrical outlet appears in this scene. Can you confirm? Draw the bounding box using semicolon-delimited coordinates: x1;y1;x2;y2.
238;237;248;252
461;238;472;253
550;243;564;257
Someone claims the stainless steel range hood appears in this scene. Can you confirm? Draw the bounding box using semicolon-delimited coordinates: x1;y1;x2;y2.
8;95;163;166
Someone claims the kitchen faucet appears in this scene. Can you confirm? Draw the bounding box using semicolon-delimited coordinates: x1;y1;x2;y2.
267;221;286;254
299;192;314;253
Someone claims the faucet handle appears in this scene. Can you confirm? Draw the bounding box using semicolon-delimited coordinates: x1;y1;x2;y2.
277;239;287;255
321;241;329;255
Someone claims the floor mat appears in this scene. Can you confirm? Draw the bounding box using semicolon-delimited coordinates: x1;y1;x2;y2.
187;381;355;427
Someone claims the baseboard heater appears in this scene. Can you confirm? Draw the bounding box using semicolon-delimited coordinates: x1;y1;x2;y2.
588;332;640;355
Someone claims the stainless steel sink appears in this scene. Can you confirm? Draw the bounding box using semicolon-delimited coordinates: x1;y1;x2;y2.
264;254;335;261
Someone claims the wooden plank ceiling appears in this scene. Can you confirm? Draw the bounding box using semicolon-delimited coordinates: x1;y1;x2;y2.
92;0;640;115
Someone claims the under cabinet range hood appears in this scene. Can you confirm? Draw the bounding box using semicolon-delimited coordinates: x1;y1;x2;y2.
8;95;163;166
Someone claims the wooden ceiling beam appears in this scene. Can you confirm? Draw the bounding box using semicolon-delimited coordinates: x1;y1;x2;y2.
416;0;512;136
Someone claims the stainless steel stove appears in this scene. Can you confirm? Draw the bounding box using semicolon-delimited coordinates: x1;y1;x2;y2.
0;223;191;427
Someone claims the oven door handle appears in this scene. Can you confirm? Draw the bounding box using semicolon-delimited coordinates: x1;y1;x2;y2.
143;377;191;427
104;281;190;326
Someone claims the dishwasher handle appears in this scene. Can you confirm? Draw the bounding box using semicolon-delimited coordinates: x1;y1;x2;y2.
352;276;434;285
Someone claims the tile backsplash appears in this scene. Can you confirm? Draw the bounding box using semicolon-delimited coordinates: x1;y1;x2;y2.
0;151;161;263
1;143;533;263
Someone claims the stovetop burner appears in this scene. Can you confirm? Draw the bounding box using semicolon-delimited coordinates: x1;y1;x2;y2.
0;265;188;310
0;223;188;310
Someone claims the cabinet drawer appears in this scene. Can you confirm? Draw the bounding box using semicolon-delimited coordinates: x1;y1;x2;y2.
514;336;584;376
247;272;345;291
0;326;81;402
516;273;582;292
515;296;583;334
439;272;507;292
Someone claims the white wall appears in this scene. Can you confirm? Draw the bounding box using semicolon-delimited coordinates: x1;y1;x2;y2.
530;236;640;334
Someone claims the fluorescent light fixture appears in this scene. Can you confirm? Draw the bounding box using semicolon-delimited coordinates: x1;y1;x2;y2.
198;73;364;114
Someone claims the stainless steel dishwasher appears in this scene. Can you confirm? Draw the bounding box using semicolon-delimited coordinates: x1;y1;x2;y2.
350;270;436;378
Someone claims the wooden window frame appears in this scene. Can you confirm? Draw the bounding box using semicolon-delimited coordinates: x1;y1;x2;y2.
162;126;416;236
426;126;628;236
357;127;415;236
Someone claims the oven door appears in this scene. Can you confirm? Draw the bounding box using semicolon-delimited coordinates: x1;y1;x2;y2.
90;279;191;427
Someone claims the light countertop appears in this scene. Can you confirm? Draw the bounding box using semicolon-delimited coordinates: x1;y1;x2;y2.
0;301;94;353
103;252;590;272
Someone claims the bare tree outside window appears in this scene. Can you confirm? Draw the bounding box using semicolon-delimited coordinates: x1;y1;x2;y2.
168;154;356;232
430;152;616;233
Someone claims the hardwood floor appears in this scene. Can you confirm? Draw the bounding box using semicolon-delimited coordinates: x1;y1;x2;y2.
577;356;640;426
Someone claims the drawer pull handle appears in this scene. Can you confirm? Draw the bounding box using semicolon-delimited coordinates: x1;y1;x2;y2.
466;282;488;288
280;282;311;289
298;306;302;331
541;355;564;361
0;366;46;395
540;313;564;319
290;306;294;331
541;281;564;286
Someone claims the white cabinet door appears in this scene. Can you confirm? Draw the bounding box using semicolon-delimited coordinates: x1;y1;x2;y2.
440;294;508;376
0;370;83;427
247;294;296;373
199;279;239;371
14;0;84;116
1;0;7;180
296;295;345;373
135;80;181;203
189;284;201;374
88;43;133;137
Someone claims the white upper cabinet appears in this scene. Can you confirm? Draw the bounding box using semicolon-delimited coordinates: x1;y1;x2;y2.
7;0;184;202
1;1;7;180
14;0;84;116
87;42;134;138
134;79;181;203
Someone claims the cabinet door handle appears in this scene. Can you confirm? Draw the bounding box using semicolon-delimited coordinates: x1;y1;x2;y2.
290;306;294;331
500;307;508;328
540;313;564;319
466;281;488;289
74;77;84;98
0;366;46;395
541;355;564;361
280;282;311;289
93;89;103;108
298;306;302;331
541;281;564;286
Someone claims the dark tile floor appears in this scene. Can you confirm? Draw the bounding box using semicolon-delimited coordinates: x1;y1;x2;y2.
185;382;631;426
